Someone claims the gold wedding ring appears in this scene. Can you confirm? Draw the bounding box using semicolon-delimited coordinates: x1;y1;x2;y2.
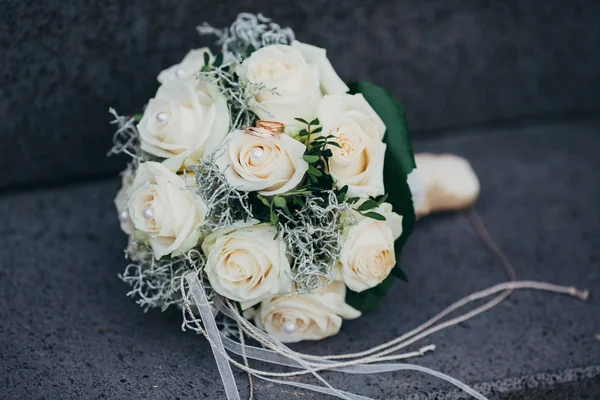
256;120;285;135
245;120;285;138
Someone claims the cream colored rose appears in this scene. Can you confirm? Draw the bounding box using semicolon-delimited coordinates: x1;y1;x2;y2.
339;203;403;292
157;48;214;83
137;78;229;171
114;167;134;234
202;222;292;309
317;93;387;198
291;41;350;95
218;130;308;196
254;281;361;343
127;162;208;259
239;41;348;128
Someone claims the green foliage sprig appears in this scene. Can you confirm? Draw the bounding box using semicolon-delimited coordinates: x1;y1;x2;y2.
200;51;224;72
346;194;388;221
295;117;337;188
251;118;349;237
246;117;387;229
296;118;389;222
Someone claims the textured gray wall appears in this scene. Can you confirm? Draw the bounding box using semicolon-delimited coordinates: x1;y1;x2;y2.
1;0;600;190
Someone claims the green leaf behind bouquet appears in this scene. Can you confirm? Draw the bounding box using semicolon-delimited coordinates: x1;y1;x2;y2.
346;82;416;311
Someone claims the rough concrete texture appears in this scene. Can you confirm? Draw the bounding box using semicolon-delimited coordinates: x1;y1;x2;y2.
1;122;599;399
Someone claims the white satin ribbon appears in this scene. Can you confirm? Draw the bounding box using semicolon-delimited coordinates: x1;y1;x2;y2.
220;333;487;399
185;272;489;400
185;273;241;400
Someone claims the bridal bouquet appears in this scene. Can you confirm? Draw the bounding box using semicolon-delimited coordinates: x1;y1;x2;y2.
111;13;417;344
110;13;589;400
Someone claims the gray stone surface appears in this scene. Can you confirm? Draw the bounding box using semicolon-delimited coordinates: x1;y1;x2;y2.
2;0;600;189
1;122;599;399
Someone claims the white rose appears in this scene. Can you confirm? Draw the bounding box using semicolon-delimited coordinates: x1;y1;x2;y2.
291;41;350;95
202;222;291;309
137;78;229;171
339;203;403;292
254;281;361;343
157;48;214;83
127;162;208;259
317;93;387;198
239;41;348;128
114;167;134;234
218;130;308;196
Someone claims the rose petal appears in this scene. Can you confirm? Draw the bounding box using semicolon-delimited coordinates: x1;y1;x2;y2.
291;40;349;95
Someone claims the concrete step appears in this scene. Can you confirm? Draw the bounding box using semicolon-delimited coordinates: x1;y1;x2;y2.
1;121;599;399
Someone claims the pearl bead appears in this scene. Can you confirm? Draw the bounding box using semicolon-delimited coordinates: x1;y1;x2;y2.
250;148;264;162
142;207;155;220
118;210;129;223
175;67;185;77
155;111;169;124
282;321;296;334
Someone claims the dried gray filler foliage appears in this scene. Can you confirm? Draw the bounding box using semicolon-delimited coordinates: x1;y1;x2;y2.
113;13;354;316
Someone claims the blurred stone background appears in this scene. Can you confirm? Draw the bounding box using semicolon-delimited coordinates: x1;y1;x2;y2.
1;0;599;190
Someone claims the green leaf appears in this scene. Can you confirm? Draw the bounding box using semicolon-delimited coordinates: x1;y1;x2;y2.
390;266;409;282
283;204;294;218
337;186;349;203
377;193;389;205
272;196;286;208
312;127;323;134
203;51;210;66
133;113;143;122
293;196;306;208
308;166;322;177
256;194;271;208
357;199;379;212
298;129;309;137
349;82;415;174
269;210;278;226
303;155;320;163
327;141;342;148
309;118;320;125
280;188;308;197
363;211;386;221
346;197;360;205
213;52;224;67
294;117;309;124
346;275;397;312
348;81;416;270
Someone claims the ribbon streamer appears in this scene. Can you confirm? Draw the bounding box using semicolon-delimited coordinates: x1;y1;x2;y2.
179;206;589;399
184;272;589;399
185;272;491;400
219;333;486;400
185;273;241;400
